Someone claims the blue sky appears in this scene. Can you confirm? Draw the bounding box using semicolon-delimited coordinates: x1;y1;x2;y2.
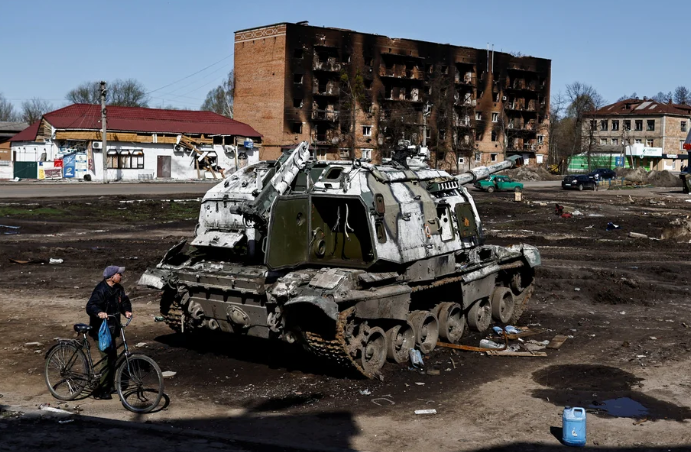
2;0;689;112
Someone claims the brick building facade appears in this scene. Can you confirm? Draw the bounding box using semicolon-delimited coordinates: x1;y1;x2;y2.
234;22;551;170
586;98;691;171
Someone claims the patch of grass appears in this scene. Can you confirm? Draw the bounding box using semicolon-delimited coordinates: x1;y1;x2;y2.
0;206;65;217
0;200;200;224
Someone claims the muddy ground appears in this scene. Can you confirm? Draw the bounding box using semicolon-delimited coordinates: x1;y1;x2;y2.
1;185;691;451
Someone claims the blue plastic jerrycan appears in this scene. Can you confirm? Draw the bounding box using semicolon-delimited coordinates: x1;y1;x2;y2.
562;407;586;446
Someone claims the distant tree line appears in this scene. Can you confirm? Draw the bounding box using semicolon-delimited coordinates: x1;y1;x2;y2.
617;86;690;104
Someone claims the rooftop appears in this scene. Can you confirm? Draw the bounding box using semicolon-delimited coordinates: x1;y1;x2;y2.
592;98;691;117
10;104;262;142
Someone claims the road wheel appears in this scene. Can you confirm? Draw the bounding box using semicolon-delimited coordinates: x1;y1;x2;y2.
577;184;584;191
491;287;515;324
435;302;465;343
467;298;492;333
407;311;439;354
385;323;415;363
359;327;387;376
514;186;522;193
486;186;495;193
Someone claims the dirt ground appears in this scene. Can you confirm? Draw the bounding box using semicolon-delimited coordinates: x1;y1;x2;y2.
1;185;691;451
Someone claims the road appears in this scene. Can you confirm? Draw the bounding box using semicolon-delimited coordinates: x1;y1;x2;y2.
0;181;215;198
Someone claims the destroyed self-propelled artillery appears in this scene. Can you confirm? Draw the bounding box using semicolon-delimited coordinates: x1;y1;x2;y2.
139;142;540;378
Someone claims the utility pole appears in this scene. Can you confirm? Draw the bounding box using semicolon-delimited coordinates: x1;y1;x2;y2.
100;81;108;184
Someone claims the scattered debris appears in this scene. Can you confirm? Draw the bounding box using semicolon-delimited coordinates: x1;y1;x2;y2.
426;369;440;376
414;409;437;415
606;222;622;231
629;232;648;239
359;389;371;396
39;405;72;415
547;335;569;350
414;382;425;386
162;371;177;378
49;258;64;264
486;350;547;357
134;342;147;348
409;349;424;367
58;419;74;424
371;398;394;406
24;342;42;347
9;258;47;265
479;339;504;349
574;287;581;291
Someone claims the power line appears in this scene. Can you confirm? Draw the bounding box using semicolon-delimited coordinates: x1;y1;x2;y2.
146;52;234;95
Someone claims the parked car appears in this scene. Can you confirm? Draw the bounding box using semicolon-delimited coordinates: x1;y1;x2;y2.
562;174;598;191
589;168;616;180
474;175;523;193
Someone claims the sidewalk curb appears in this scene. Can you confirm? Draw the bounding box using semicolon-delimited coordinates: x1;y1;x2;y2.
3;405;364;452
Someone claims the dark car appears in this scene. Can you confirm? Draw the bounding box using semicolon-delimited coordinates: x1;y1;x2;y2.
562;174;598;191
589;168;616;180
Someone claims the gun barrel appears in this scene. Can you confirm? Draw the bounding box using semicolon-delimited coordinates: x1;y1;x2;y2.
454;155;522;185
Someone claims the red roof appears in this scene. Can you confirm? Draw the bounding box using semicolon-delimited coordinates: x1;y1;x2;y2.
591;98;691;117
10;104;262;142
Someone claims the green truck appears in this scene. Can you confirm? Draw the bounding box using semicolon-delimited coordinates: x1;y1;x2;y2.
474;175;523;193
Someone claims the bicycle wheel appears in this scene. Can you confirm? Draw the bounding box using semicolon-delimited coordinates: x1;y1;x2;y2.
115;354;164;413
44;342;90;400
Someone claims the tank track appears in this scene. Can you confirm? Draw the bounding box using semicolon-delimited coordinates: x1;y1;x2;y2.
302;307;373;378
162;299;183;332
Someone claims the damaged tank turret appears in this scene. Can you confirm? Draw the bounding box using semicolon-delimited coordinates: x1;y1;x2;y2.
139;141;540;378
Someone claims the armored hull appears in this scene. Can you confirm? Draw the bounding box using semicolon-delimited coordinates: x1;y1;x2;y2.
140;142;540;377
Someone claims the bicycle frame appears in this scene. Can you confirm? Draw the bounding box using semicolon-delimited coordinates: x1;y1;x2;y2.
52;315;134;386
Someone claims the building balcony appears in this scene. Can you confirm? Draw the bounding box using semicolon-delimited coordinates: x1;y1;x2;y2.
454;99;476;107
313;85;340;96
311;109;340;122
313;58;342;72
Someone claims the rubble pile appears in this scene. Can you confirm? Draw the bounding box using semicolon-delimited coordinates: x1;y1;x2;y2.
647;170;682;187
661;217;691;240
505;166;561;181
614;168;682;187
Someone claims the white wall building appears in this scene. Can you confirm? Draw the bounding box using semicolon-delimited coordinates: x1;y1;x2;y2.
9;104;262;181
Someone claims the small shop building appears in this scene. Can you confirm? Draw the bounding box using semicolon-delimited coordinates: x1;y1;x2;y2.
9;104;262;181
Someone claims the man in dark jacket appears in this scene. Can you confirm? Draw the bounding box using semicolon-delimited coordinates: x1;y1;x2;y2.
86;265;132;399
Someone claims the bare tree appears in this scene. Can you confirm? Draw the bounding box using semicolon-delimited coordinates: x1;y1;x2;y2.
378;100;419;156
21;98;53;124
617;92;638;102
565;82;605;172
338;69;368;158
547;91;567;170
674;86;690;105
652;91;673;103
201;71;234;117
0;92;19;122
66;81;101;104
66;79;149;107
109;79;149;107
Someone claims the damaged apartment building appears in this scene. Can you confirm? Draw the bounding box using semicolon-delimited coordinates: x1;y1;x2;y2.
233;21;551;170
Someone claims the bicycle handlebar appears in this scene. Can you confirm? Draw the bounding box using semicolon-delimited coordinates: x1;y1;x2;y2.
107;314;133;327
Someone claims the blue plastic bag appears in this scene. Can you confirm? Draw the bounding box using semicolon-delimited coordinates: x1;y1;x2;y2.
98;319;112;351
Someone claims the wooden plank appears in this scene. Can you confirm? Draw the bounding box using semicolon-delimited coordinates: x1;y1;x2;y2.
486;350;548;357
547;335;569;350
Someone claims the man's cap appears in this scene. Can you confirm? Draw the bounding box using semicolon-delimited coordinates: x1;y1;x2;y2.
103;266;125;279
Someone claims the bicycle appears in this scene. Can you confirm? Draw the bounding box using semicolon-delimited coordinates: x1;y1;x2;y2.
44;315;164;413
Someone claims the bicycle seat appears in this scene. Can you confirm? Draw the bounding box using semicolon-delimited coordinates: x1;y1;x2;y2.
74;323;92;333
